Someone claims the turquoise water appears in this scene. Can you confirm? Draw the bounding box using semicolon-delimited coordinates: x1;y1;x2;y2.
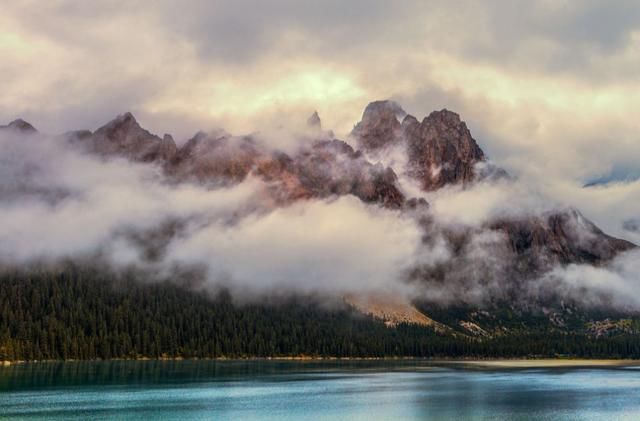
1;361;639;420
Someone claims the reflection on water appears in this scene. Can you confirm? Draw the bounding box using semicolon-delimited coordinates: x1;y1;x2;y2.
1;360;639;420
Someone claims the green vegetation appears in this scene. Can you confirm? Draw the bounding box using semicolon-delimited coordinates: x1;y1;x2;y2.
1;265;640;361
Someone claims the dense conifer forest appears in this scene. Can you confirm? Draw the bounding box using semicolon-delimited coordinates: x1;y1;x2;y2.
1;266;640;361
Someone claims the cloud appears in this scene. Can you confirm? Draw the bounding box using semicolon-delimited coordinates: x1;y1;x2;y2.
166;196;422;295
538;249;640;310
0;130;424;298
0;130;258;262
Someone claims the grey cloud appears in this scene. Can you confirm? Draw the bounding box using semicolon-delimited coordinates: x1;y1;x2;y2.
0;130;423;298
443;1;640;79
1;125;639;310
537;249;640;310
153;0;409;63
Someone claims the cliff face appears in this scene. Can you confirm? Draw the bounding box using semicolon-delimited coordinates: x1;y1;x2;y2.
77;112;178;163
489;209;636;267
292;139;404;208
56;111;405;208
351;100;405;151
351;102;488;190
404;109;486;191
169;130;259;185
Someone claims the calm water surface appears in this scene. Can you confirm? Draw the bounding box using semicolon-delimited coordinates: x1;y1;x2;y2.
1;360;639;420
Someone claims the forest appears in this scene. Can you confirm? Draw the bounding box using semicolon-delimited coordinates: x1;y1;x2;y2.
1;265;640;361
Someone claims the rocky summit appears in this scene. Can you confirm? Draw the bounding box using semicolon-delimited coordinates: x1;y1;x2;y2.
403;109;486;190
351;101;489;190
0;118;38;133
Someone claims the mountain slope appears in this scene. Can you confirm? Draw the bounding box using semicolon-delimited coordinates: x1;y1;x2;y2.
1;101;636;342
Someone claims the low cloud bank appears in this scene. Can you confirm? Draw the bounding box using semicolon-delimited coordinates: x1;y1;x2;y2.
0;128;638;310
0;130;422;298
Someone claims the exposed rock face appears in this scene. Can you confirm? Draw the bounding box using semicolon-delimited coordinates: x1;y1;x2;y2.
292;139;404;208
169;131;260;185
306;111;322;130
404;109;486;191
85;112;177;163
351;100;406;151
64;130;93;142
160;134;178;161
490;209;636;266
0;119;37;133
345;293;449;329
50;110;405;208
351;102;497;190
164;127;405;207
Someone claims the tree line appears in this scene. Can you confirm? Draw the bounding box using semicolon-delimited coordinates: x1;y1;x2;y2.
1;265;639;361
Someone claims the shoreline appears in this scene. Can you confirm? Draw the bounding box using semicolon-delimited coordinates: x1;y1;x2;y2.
2;357;639;368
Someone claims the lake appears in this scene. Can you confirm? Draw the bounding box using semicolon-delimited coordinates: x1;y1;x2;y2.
1;360;639;420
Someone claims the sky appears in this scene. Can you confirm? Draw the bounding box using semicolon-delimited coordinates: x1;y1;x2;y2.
1;0;639;241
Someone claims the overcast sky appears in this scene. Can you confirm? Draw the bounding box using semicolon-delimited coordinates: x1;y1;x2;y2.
2;0;639;240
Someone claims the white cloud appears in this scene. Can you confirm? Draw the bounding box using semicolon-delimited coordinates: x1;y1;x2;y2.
167;196;422;295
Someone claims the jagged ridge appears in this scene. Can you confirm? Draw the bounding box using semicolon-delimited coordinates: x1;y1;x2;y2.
3;102;636;303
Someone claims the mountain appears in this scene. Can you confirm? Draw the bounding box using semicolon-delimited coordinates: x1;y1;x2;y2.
73;112;177;163
58;111;406;208
351;100;508;190
0;118;37;133
5;104;635;269
349;100;633;263
490;209;635;265
351;100;406;150
1;102;638;359
307;110;322;130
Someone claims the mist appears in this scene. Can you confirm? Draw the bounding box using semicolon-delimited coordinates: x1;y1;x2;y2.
0;129;423;299
0;120;638;311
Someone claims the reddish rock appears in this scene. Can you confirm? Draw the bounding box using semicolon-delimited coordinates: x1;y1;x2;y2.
169;131;260;185
84;112;177;163
351;101;499;191
292;139;405;208
489;209;636;265
50;106;636;270
404;109;486;191
351;100;406;151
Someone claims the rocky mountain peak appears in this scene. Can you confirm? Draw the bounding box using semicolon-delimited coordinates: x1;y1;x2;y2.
424;108;462;126
351;100;407;151
401;114;419;127
94;112;143;137
404;108;487;191
350;101;497;191
160;134;178;160
307;111;322;130
1;118;38;133
362;100;407;121
82;112;177;163
120;111;136;122
170;131;260;185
